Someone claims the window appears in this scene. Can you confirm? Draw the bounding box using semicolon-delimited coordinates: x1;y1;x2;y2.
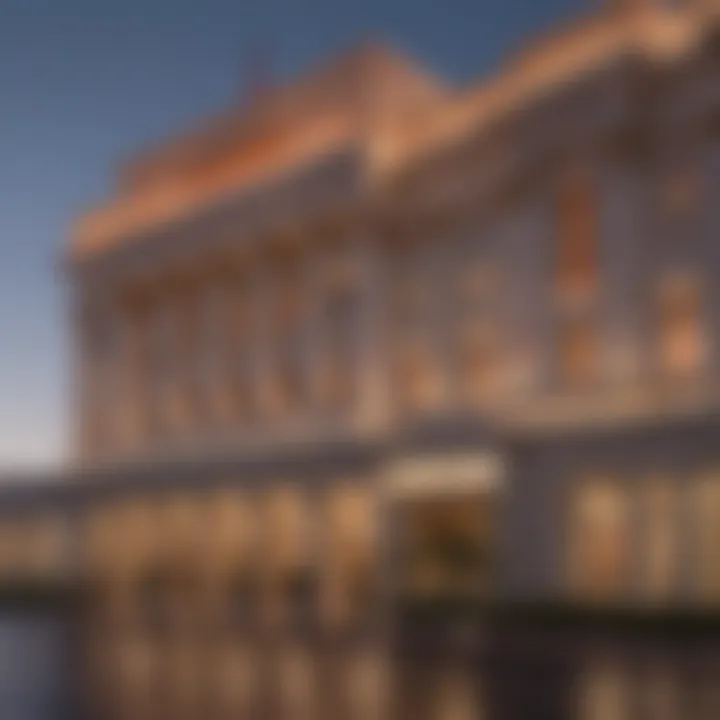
638;479;677;603
568;479;629;601
266;489;315;624
216;645;256;715
434;668;480;720
394;336;439;413
195;284;233;425
636;664;681;720
556;168;599;296
576;662;629;720
279;645;315;719
389;243;440;413
324;285;359;412
692;473;720;602
271;260;306;415
323;487;375;626
559;314;599;388
657;276;705;379
457;323;493;401
454;260;497;402
345;651;387;720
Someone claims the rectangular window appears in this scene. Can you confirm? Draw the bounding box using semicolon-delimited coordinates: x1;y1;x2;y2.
568;479;629;601
457;323;493;401
658;276;705;379
454;259;497;402
389;244;439;413
559;314;599;388
556;169;599;296
692;473;720;602
324;285;359;412
638;479;677;603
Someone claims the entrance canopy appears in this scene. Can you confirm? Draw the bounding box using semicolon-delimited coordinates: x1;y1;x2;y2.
384;452;504;499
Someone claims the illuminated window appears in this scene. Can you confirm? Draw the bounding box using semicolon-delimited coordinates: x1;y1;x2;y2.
278;645;315;720
568;479;629;601
394;337;440;413
216;644;256;716
556;169;599;296
457;324;493;400
559;314;599;387
345;650;387;720
390;244;440;413
323;487;375;626
434;668;481;720
638;479;677;603
692;473;720;602
636;664;680;720
454;260;497;402
324;284;359;412
657;276;705;378
266;490;316;624
576;662;629;720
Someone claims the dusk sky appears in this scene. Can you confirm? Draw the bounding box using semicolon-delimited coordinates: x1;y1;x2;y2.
0;0;591;468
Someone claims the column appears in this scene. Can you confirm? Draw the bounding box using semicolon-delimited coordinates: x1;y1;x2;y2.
199;272;236;430
118;293;149;452
175;280;202;435
74;289;108;461
302;248;330;422
249;262;277;424
354;232;392;431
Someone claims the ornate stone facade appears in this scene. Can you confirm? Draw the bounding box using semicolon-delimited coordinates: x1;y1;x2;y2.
4;1;720;718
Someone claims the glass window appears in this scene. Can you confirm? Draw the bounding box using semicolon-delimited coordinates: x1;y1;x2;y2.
637;663;681;720
345;650;388;720
453;259;497;402
278;645;315;720
389;244;440;413
323;487;375;626
568;479;629;601
434;668;481;720
324;284;359;412
638;478;677;603
559;314;599;388
692;473;720;603
657;276;705;379
556;169;599;297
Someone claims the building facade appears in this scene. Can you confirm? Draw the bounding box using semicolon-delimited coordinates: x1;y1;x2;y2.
4;1;720;718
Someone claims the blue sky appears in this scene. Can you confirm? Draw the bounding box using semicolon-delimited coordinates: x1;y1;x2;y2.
0;0;593;468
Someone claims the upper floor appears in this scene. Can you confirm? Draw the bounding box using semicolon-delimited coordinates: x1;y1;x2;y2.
70;2;720;465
